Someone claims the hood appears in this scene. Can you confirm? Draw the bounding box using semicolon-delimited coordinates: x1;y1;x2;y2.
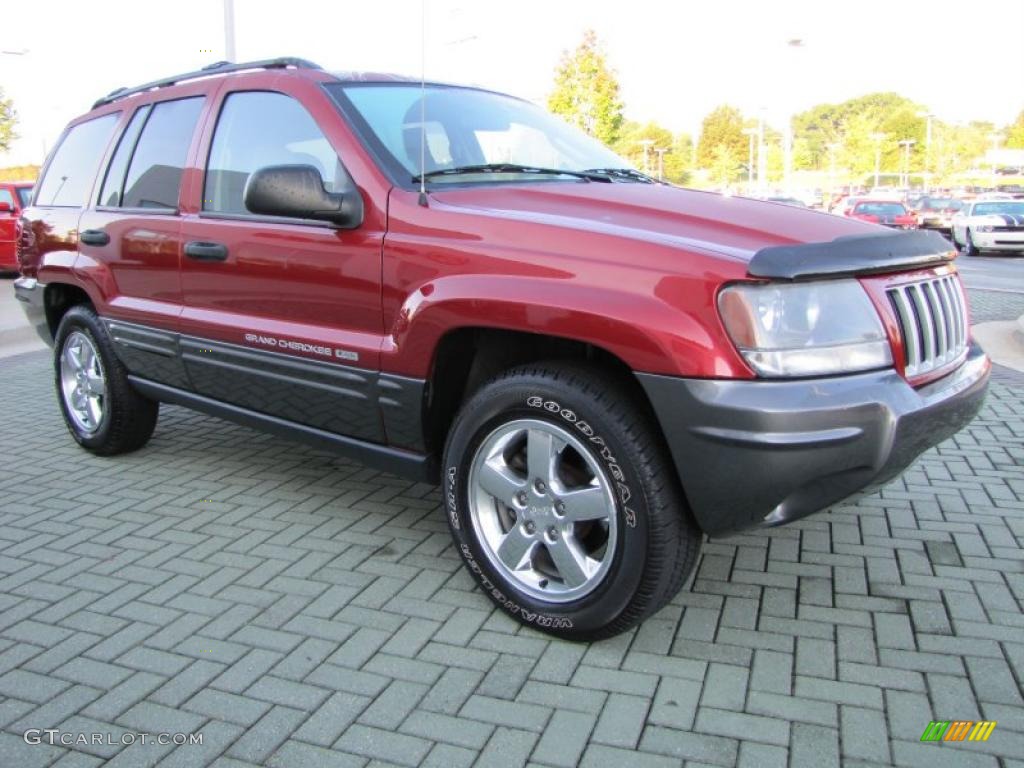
428;182;878;266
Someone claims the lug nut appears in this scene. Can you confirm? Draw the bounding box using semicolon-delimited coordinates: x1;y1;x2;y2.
535;480;547;494
524;521;536;534
547;526;558;539
554;501;566;516
516;491;527;506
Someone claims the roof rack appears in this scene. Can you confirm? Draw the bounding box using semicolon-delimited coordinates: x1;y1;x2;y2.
91;57;322;109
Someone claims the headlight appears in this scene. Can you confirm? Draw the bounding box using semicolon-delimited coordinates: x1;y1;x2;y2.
719;280;893;377
975;225;993;233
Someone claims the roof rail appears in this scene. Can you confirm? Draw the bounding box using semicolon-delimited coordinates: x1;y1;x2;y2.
91;57;322;109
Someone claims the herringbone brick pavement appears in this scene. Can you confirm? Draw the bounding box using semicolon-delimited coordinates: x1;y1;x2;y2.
0;299;1021;767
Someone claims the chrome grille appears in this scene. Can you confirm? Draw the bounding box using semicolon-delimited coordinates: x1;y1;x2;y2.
887;275;968;378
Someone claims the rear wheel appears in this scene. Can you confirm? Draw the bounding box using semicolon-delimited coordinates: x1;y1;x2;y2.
54;305;159;455
442;362;702;640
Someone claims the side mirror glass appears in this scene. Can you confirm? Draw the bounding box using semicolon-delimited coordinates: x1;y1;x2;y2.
243;164;363;228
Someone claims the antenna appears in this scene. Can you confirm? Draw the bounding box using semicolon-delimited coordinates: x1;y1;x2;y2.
418;0;429;207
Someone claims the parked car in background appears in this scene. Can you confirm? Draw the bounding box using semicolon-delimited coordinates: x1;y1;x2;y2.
914;197;963;234
831;195;864;217
14;57;990;640
0;181;34;273
951;199;1024;255
847;200;917;229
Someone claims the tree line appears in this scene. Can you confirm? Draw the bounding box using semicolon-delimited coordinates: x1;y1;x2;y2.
549;31;1024;187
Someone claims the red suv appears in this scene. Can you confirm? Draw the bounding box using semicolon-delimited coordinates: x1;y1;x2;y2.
1;180;33;272
15;58;989;639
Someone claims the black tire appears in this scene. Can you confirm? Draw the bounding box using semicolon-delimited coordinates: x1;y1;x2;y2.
442;362;702;641
963;229;978;257
53;305;158;455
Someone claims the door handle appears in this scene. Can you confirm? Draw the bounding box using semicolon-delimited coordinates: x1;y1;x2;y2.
184;241;229;261
79;229;110;246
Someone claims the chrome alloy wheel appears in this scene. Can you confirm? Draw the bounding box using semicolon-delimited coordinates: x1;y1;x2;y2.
60;331;107;433
468;418;618;603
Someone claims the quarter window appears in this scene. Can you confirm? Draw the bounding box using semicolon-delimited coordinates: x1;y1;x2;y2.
121;97;204;209
35;113;119;207
0;189;13;208
204;91;344;215
99;106;151;207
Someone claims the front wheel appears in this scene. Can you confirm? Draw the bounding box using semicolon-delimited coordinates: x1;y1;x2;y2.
963;229;978;257
442;363;702;641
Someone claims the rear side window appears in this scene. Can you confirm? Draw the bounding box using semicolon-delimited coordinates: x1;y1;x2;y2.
121;97;203;209
204;91;343;215
35;113;119;207
0;188;13;208
99;106;151;207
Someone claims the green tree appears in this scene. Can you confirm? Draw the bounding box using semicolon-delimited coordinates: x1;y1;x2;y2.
613;120;691;182
1006;109;1024;149
710;144;741;186
0;87;17;154
548;30;624;146
696;105;746;170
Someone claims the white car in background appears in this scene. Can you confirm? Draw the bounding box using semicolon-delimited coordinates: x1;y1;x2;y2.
950;199;1024;255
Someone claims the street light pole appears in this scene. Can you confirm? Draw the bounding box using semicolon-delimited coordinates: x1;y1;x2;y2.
639;140;654;174
654;148;668;182
782;38;805;193
826;141;840;201
917;111;934;192
870;132;885;189
898;139;916;189
757;108;766;193
223;0;237;62
742;128;757;190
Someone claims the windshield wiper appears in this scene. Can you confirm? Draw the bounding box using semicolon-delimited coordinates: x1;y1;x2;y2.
581;167;659;184
412;164;609;183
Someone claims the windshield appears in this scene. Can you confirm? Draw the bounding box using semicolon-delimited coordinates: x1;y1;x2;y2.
329;83;629;183
855;202;907;215
920;198;961;211
973;202;1024;216
16;186;33;208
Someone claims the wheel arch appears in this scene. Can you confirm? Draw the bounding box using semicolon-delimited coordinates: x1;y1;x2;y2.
423;326;665;459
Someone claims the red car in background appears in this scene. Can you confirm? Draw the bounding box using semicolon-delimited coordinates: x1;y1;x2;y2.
0;181;34;273
846;200;917;230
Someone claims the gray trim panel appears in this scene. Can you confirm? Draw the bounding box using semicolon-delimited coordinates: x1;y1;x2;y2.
129;376;434;481
637;344;989;536
103;317;427;454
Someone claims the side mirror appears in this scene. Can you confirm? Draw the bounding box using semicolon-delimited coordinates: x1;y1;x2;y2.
0;201;12;214
243;164;363;228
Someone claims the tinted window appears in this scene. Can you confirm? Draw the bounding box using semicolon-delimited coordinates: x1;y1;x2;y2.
16;187;32;207
204;91;344;215
35;114;119;207
99;106;151;207
974;202;1024;216
122;98;203;209
0;189;13;208
855;202;907;215
333;83;626;181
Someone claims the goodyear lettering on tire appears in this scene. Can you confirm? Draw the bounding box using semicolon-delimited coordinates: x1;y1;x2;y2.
526;396;637;527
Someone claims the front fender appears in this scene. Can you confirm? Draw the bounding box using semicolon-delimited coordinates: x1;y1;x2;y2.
382;272;752;380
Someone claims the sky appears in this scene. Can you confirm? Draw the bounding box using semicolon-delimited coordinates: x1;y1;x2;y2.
2;0;1023;167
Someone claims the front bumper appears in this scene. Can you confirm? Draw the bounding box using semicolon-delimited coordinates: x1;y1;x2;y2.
13;277;52;346
972;231;1024;251
637;344;990;536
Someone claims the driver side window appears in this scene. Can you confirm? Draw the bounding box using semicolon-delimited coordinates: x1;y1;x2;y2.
204;91;343;215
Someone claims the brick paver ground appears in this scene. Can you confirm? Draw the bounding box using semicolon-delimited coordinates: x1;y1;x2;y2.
0;290;1021;767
